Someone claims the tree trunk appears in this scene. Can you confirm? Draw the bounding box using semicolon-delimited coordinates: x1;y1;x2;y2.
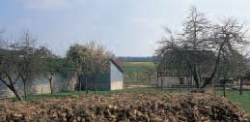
79;75;82;91
23;81;27;98
239;78;243;95
201;38;227;88
192;65;200;88
10;86;23;101
77;75;81;91
49;76;54;95
223;80;226;97
0;76;23;101
201;58;220;88
187;64;200;88
92;75;96;94
85;76;88;94
197;64;202;85
160;74;164;91
20;74;28;99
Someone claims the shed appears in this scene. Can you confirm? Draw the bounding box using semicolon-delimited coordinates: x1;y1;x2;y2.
82;59;124;91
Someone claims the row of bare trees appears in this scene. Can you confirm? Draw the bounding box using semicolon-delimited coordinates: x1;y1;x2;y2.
155;7;250;89
0;31;112;101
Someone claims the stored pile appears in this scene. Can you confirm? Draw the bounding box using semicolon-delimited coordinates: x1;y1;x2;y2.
0;92;249;122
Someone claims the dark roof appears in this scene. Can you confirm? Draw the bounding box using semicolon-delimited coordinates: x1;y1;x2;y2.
110;59;124;73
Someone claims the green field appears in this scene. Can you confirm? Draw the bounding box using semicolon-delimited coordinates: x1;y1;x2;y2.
123;62;156;66
123;62;156;72
216;90;250;113
123;62;157;84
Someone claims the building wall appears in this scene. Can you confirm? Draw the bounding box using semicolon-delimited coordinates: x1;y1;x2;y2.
110;61;123;90
0;88;15;99
157;76;190;87
0;75;76;98
63;76;77;91
111;82;123;90
30;75;76;94
83;73;110;91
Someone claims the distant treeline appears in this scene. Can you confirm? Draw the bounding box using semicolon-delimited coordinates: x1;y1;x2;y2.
116;56;155;62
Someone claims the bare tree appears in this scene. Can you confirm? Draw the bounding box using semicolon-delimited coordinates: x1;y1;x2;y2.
201;18;249;88
181;6;211;88
156;7;250;90
155;29;176;88
37;47;58;95
0;31;36;100
37;47;76;95
155;7;213;88
0;46;23;101
12;31;36;98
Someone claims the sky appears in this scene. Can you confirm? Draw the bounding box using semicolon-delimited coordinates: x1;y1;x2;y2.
0;0;250;57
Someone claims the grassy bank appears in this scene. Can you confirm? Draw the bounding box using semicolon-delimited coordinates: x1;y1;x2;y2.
216;89;250;113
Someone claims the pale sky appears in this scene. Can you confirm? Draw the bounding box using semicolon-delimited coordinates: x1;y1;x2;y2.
0;0;250;57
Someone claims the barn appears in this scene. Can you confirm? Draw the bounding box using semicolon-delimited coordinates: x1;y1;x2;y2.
82;59;124;91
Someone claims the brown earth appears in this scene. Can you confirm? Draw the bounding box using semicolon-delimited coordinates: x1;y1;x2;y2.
0;92;249;122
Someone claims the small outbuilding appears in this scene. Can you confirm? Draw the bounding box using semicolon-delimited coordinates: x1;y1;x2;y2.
82;59;124;91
